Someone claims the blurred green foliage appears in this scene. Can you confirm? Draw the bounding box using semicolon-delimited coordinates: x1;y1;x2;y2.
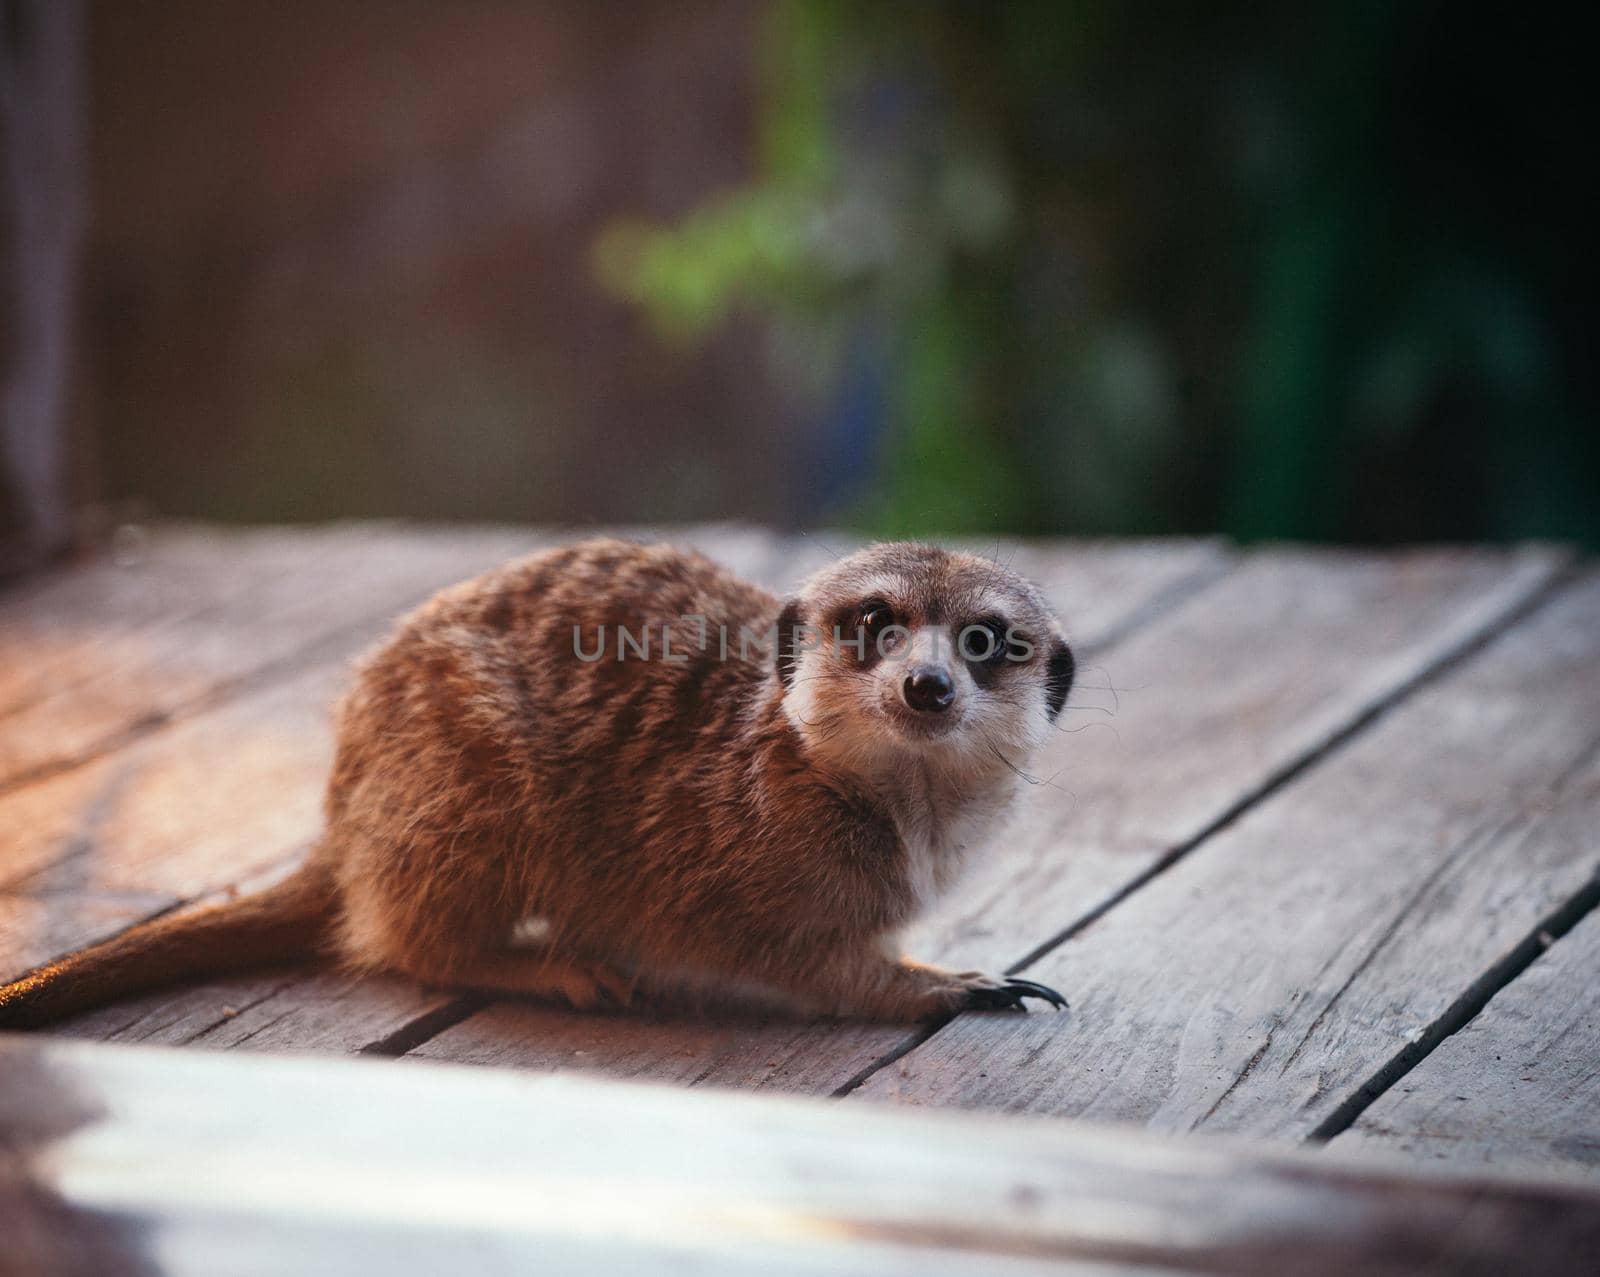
598;0;1598;544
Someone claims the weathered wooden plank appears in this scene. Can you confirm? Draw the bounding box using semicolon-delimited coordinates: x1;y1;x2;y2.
0;525;341;707
416;547;1565;1082
1;658;344;897
38;539;1227;1058
0;888;171;979
1336;894;1600;1181
0;525;781;984
853;573;1600;1138
407;1003;904;1094
48;968;462;1057
3;1036;1598;1276
0;523;551;789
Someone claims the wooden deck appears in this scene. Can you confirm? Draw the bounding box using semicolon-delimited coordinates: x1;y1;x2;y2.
3;523;1599;1271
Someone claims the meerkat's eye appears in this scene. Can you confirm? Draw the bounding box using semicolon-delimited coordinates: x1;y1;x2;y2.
856;599;895;640
960;617;1012;665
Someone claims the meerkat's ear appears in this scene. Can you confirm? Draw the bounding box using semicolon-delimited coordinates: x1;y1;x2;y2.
775;598;804;689
1045;638;1075;721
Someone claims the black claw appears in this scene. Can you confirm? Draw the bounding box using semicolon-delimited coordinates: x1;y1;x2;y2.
962;977;1069;1013
1003;978;1068;1010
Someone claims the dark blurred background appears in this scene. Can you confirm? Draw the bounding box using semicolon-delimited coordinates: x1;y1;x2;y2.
3;0;1596;570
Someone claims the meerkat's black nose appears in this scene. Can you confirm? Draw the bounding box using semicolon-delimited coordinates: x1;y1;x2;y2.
904;666;956;714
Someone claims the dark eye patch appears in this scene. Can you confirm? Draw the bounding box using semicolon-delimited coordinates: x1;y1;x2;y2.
827;597;899;665
960;616;1025;687
957;616;1010;663
856;598;895;643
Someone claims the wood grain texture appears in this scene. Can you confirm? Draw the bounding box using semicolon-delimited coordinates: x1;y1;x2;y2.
0;658;353;982
1;662;347;898
48;968;462;1057
5;1035;1599;1276
407;1003;905;1094
855;573;1600;1137
0;523;557;789
1337;895;1600;1181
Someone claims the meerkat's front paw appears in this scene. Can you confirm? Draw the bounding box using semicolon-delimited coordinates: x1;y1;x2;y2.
829;958;1068;1021
907;966;1067;1017
961;974;1068;1012
934;970;1068;1014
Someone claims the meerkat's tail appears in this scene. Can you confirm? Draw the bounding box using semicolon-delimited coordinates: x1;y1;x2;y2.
0;861;338;1029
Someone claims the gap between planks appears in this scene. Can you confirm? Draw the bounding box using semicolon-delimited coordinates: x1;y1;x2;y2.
846;568;1600;1167
825;558;1586;1105
1332;878;1600;1181
1306;802;1600;1143
1008;557;1585;977
835;774;1600;1116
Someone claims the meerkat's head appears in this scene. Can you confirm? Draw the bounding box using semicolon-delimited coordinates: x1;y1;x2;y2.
775;543;1074;782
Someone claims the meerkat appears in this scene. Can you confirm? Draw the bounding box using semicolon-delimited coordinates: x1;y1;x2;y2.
0;539;1075;1027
